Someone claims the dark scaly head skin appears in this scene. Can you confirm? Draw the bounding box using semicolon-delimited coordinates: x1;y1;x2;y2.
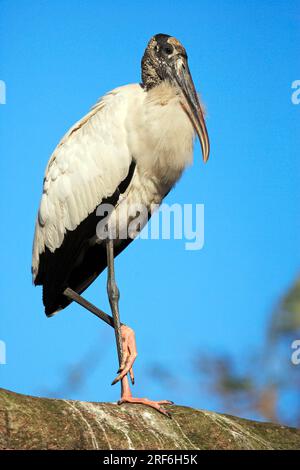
142;34;187;89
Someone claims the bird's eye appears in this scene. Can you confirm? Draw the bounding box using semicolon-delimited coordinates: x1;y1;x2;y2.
163;46;173;55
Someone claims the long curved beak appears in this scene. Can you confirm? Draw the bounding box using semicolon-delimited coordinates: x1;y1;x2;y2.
171;55;210;163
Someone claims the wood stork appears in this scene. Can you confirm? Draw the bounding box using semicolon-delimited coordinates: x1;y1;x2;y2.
32;34;210;416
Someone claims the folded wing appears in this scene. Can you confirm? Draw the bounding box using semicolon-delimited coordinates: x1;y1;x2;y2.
32;85;141;315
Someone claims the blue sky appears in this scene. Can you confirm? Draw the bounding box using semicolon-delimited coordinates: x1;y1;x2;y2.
0;0;299;422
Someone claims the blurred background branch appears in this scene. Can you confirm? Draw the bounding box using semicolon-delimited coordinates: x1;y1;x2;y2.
193;274;300;427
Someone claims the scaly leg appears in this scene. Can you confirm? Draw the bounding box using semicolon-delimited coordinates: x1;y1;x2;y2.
106;238;173;417
106;238;123;367
63;245;173;417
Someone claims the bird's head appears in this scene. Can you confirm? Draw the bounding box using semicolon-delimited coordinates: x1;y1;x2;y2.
142;33;209;163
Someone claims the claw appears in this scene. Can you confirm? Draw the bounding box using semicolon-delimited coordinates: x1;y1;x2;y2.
161;409;172;419
112;325;137;385
111;376;120;386
129;368;135;385
158;400;174;405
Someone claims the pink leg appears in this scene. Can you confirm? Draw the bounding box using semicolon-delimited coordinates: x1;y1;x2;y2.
112;325;174;417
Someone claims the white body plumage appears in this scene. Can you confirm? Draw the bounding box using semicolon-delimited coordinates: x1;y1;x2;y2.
32;82;195;280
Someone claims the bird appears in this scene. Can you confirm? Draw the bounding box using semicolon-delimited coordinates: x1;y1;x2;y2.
32;33;210;417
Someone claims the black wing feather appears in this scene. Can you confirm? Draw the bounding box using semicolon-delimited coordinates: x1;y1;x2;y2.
35;161;136;316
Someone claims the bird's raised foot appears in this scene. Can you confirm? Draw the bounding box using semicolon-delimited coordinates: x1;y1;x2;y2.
112;324;137;385
111;325;174;417
118;396;174;418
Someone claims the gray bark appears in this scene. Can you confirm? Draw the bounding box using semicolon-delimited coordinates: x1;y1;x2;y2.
0;388;299;450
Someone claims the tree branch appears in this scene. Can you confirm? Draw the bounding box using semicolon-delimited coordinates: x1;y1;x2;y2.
0;388;299;450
